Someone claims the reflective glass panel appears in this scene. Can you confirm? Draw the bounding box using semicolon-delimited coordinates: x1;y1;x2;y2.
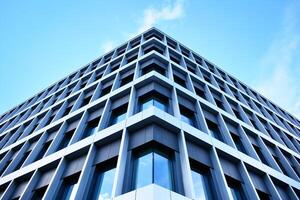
229;187;243;200
153;100;167;111
181;115;194;126
112;112;126;125
135;153;153;188
61;182;79;200
94;168;116;200
154;152;172;189
86;126;97;137
191;170;212;200
134;150;173;190
141;99;167;112
141;100;153;111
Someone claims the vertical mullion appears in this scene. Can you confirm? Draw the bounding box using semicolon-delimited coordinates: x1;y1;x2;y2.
152;151;154;184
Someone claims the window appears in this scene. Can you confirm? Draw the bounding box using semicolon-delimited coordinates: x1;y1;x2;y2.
169;53;181;65
31;186;47;200
230;133;246;154
195;87;206;99
180;46;190;58
100;85;112;97
14;150;31;171
256;190;270;200
141;62;166;76
144;44;164;55
83;117;100;138
91;59;100;71
7;176;31;200
109;104;128;126
130;38;140;49
56;173;80;200
191;168;214;200
201;69;211;83
206;119;222;141
35;141;51;161
104;53;113;64
214;97;224;110
253;145;268;165
173;74;186;88
144;31;163;41
206;62;215;73
186;62;196;74
133;149;173;190
88;166;116;200
211;90;224;110
273;155;289;176
65;88;73;97
126;53;138;64
0;146;21;176
110;60;121;73
226;177;246;200
57;129;75;151
139;92;168;112
228;101;243;122
81;95;92;108
79;79;89;90
117;45;126;56
95;68;104;80
63;105;73;117
0;183;9;199
0;159;11;176
232;108;242;121
249;118;260;130
45;113;56;127
120;74;134;87
179;105;196;127
167;38;177;49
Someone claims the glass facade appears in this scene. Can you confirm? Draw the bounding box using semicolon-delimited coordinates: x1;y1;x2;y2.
180;105;195;126
140;97;167;112
227;179;245;200
90;167;116;200
191;169;213;200
134;150;173;190
58;176;79;200
110;105;127;126
85;123;98;137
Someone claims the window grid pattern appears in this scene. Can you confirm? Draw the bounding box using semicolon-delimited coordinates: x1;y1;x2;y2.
0;28;299;200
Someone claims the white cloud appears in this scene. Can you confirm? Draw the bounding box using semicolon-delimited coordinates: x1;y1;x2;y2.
255;1;300;117
101;40;116;53
101;0;184;54
136;0;184;34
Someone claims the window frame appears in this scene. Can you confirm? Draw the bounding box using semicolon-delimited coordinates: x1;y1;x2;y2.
131;147;174;191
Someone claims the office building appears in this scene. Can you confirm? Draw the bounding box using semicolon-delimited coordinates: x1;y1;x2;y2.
0;27;300;200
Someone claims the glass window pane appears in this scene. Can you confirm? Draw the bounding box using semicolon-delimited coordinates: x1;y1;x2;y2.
181;115;194;126
61;182;79;200
154;152;172;190
154;100;167;111
141;100;153;111
112;112;126;125
94;168;116;200
86;126;97;137
67;183;79;200
135;153;153;189
191;170;212;200
229;187;243;200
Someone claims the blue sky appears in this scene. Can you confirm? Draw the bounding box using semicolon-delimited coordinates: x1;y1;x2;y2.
0;0;300;118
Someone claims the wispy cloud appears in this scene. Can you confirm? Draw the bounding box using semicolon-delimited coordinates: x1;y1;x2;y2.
101;40;116;53
255;1;300;117
101;0;185;54
136;0;184;34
